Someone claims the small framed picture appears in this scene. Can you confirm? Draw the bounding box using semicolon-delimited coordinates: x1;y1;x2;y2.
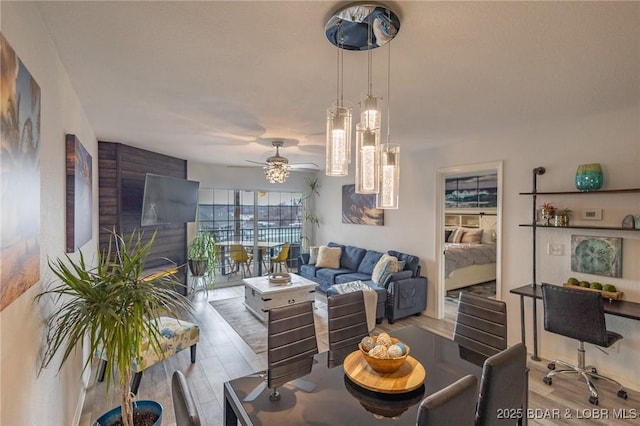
580;208;602;220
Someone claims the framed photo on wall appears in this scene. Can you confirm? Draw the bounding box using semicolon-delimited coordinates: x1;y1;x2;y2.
341;184;384;226
66;134;93;252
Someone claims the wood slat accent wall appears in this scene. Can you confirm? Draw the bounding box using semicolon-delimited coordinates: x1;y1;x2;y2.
98;141;188;294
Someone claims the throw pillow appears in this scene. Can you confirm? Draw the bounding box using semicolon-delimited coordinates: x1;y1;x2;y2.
372;253;398;284
448;227;465;243
308;246;320;265
461;229;484;244
316;246;342;269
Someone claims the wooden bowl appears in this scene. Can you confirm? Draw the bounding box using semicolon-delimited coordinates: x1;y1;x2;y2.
359;336;410;374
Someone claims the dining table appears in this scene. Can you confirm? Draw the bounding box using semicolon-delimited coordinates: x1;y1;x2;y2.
223;325;484;425
216;241;284;276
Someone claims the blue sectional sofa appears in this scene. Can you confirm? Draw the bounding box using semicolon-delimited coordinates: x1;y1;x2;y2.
298;242;428;323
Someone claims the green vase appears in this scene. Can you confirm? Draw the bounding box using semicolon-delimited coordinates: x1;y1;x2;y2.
575;163;603;191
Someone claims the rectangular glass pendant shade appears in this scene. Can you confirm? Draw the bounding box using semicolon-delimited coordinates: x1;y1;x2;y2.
361;94;381;131
355;123;380;194
326;104;352;176
376;144;400;209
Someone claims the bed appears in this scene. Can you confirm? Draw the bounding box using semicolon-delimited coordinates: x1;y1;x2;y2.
444;242;497;291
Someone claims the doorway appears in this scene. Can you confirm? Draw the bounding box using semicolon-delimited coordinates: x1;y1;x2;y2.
435;161;503;320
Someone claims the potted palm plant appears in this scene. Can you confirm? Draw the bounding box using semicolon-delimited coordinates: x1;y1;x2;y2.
36;230;194;426
187;231;216;279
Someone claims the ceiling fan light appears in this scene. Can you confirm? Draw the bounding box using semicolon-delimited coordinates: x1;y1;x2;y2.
264;161;291;184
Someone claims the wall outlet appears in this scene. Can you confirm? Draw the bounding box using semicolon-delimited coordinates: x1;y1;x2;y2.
547;243;564;256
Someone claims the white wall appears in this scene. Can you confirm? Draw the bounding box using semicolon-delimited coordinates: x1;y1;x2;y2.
316;106;640;390
1;3;99;425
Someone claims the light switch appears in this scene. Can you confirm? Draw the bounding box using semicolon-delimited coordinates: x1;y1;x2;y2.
547;243;564;256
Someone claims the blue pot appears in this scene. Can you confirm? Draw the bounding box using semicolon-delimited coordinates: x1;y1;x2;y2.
93;400;162;426
575;163;603;191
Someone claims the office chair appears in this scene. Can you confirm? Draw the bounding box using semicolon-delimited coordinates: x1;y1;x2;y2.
454;292;507;367
327;291;369;365
416;374;478;426
171;370;201;426
270;242;290;273
541;284;628;405
476;343;528;426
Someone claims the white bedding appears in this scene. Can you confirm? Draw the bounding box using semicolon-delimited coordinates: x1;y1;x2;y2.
444;243;497;291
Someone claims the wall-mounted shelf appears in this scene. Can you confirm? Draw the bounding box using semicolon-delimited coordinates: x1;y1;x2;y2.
518;224;640;231
519;188;640;195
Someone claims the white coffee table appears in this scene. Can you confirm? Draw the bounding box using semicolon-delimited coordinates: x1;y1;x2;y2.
243;273;317;321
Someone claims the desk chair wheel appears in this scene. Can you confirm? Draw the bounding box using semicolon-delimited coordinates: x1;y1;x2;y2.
589;396;598;405
547;362;555;370
543;376;552;386
618;389;628;399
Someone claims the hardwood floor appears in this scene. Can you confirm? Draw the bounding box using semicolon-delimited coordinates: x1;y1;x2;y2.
80;286;639;426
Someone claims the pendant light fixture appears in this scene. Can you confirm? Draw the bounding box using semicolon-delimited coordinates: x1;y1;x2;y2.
377;36;399;209
324;3;400;194
355;10;381;194
325;26;351;176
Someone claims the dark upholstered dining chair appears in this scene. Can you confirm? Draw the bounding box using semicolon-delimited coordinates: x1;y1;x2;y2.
327;291;369;365
416;374;478;426
541;284;627;405
266;301;318;401
171;370;201;426
475;343;528;426
454;292;507;367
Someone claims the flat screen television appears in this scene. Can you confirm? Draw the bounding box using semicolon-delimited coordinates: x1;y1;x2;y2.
141;173;200;226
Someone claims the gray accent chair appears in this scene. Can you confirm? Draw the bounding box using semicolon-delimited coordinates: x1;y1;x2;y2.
454;292;507;367
541;284;627;405
416;374;478;426
171;370;201;426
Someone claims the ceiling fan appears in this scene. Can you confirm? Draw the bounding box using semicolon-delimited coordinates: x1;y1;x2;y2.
246;140;319;170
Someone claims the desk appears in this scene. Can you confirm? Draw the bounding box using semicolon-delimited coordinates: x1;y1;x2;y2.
510;284;640;360
224;326;483;425
217;241;284;276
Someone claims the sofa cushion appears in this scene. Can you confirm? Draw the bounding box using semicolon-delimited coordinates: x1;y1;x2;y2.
388;250;421;278
308;246;320;264
335;272;372;284
299;263;319;278
381;269;413;288
372;254;398;284
357;250;384;274
316;246;342;268
316;267;352;285
341;245;367;271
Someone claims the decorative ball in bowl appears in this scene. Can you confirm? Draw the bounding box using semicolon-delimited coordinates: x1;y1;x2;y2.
358;333;410;374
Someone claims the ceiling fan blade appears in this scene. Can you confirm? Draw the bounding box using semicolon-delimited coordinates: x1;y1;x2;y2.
290;162;320;170
246;160;268;166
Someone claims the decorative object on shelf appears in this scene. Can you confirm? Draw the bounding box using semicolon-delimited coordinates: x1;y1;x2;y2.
570;235;622;278
575;163;603;192
635;214;640;230
553;208;571;227
539;202;555;226
621;214;635;229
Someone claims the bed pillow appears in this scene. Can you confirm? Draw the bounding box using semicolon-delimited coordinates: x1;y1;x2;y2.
444;229;453;242
316;246;342;269
308;246;320;265
448;227;465;243
461;229;484;244
372;254;398;284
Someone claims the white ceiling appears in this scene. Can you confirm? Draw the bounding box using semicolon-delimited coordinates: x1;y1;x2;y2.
35;1;640;169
